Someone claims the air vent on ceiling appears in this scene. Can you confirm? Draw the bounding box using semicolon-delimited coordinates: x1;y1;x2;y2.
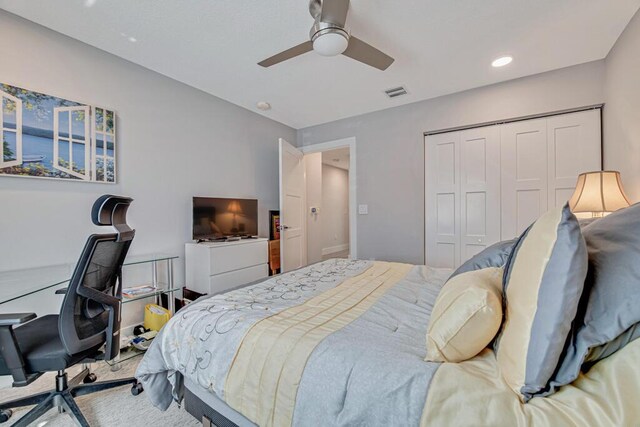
384;86;407;98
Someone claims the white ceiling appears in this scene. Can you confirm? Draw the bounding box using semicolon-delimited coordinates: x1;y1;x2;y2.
1;0;638;129
322;148;350;170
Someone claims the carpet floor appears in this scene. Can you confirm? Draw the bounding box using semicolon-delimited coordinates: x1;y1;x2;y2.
0;356;199;427
322;249;350;261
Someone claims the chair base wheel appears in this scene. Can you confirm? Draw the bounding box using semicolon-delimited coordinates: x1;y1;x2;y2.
131;382;144;396
0;409;12;423
83;373;97;384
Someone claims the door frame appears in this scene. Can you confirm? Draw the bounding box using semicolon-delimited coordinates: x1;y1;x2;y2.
299;137;357;260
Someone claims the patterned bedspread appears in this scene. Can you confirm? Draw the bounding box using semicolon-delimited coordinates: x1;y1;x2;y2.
136;259;450;426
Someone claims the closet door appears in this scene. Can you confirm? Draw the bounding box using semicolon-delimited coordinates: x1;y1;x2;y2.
501;119;548;240
425;132;460;268
547;110;602;208
459;126;501;261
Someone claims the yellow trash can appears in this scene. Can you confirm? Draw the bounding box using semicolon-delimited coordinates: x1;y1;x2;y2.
144;304;171;332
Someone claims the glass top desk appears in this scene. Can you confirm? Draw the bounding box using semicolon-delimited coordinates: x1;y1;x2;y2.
0;253;180;309
0;254;181;368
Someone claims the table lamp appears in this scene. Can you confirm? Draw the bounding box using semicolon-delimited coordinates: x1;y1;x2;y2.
569;171;631;217
228;200;244;233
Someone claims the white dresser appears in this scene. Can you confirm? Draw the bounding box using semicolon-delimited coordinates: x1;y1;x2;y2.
185;238;269;295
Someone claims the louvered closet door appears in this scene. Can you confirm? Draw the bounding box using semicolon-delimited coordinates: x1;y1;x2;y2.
460;126;501;261
500;118;549;240
547;110;602;208
425;132;461;268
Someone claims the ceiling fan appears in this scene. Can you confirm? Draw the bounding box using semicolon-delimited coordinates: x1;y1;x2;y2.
258;0;394;71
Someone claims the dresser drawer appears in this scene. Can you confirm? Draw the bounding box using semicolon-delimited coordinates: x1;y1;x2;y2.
209;264;268;295
209;240;268;275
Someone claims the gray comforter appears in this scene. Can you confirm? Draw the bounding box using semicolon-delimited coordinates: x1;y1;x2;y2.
136;259;450;426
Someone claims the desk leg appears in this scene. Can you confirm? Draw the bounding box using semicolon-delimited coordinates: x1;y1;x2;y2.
110;353;122;372
167;259;175;314
152;260;160;306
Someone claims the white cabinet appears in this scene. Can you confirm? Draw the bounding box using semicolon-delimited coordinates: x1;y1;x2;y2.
185;238;269;295
425;109;601;268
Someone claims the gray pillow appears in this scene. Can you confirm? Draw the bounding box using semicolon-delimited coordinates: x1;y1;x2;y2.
450;239;517;279
548;202;640;393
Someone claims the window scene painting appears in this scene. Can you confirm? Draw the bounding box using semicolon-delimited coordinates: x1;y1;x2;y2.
1;83;116;183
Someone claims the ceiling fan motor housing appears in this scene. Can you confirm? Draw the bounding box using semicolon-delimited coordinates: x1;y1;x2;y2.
309;0;322;19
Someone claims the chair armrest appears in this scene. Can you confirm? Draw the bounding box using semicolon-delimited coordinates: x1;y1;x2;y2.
77;286;120;307
77;285;122;360
0;313;39;387
0;313;36;327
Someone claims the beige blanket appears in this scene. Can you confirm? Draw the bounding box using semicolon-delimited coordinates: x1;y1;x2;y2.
225;261;412;427
220;257;638;427
422;337;640;426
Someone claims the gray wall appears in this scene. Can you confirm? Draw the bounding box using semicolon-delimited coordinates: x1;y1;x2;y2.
322;164;349;254
604;9;640;202
297;61;605;264
0;11;295;285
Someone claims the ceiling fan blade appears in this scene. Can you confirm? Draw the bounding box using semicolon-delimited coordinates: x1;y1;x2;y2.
342;36;394;70
320;0;350;27
258;41;314;67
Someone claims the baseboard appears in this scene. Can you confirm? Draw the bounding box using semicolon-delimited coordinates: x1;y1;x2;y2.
322;243;349;256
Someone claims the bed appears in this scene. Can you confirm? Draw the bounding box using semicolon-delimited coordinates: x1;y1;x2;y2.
136;258;640;427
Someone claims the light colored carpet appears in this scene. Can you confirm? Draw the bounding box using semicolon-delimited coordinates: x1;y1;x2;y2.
0;356;199;427
322;249;350;261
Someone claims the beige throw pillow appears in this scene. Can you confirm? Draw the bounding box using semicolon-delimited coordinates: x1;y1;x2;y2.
425;267;503;363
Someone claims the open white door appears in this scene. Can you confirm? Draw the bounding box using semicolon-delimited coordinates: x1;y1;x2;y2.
279;138;306;272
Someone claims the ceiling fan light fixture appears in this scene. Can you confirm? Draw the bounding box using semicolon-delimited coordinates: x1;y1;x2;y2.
312;29;349;57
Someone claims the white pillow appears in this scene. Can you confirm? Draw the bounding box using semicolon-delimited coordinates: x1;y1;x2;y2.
425;267;503;363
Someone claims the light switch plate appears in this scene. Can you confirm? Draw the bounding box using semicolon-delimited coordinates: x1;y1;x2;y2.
358;204;368;215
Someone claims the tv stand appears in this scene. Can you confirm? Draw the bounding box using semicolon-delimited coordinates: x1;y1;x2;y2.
185;238;268;295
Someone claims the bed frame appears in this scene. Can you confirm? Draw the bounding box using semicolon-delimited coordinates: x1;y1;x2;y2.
184;378;256;427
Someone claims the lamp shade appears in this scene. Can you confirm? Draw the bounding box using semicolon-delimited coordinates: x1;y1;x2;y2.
227;200;243;215
569;171;631;214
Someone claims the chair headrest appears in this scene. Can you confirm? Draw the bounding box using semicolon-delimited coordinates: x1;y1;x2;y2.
91;195;135;242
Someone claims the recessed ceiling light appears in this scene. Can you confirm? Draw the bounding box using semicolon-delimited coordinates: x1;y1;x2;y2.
492;56;513;67
256;101;271;111
84;0;97;7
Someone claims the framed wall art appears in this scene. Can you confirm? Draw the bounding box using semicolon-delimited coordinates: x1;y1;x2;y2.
1;83;116;183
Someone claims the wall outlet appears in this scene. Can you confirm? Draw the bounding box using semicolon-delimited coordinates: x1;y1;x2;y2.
358;204;368;215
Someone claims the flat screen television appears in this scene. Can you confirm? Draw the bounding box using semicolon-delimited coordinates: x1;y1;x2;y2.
192;197;258;240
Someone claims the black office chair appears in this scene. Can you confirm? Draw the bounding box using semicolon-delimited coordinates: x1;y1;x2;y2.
0;195;143;426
